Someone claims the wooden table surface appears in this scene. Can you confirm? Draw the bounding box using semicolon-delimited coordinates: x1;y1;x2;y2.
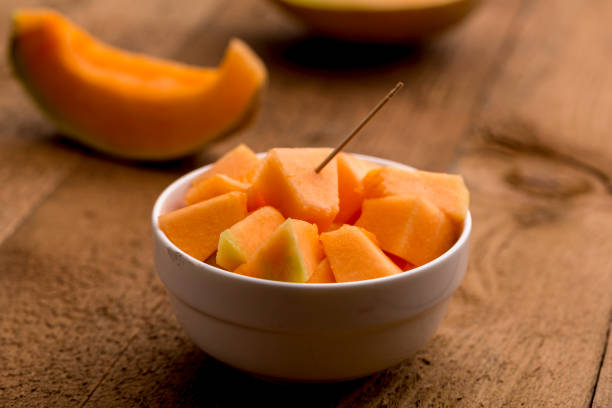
2;0;611;406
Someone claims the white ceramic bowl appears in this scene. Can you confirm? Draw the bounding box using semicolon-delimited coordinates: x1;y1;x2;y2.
152;154;471;382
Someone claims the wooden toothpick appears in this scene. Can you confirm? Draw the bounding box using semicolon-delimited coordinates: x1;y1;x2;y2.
315;81;404;173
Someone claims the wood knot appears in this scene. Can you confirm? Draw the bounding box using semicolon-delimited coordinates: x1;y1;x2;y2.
504;157;592;199
513;206;559;227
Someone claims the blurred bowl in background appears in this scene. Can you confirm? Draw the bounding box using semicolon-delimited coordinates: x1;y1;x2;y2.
268;0;480;43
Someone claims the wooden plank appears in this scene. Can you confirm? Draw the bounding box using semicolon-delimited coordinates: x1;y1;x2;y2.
0;157;185;407
593;321;612;408
456;0;612;404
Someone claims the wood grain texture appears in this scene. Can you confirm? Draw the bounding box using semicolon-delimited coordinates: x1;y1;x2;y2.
593;321;612;408
1;0;612;406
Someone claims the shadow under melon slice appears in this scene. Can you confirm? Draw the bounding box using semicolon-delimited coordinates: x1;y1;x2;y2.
216;206;285;271
238;218;323;282
158;191;247;261
320;225;401;283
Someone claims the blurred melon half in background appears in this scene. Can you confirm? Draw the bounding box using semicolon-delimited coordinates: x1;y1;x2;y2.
268;0;481;43
9;9;267;160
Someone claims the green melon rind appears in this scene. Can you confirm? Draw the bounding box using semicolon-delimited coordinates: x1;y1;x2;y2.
8;30;89;146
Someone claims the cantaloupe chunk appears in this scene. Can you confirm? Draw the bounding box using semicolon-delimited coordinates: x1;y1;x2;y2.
185;174;249;205
320;225;401;282
355;195;456;266
251;148;339;230
158;192;247;261
216;206;285;270
335;153;380;224
237;219;324;282
193;144;260;184
307;258;336;283
362;167;469;226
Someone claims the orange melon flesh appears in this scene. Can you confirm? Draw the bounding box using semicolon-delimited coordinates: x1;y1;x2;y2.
158;192;247;261
355;195;456;266
238;219;324;282
307;258;336;283
335;153;380;224
216;206;285;270
320;225;401;282
362;167;469;226
185;174;249;206
10;10;266;160
192;144;261;184
251;148;339;230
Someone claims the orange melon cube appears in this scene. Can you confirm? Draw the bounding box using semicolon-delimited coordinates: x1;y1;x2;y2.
355;195;456;266
362;167;469;226
185;174;249;206
238;218;324;282
216;206;285;270
320;225;402;282
251;148;339;230
193;144;260;184
158;192;247;261
307;258;336;283
335;153;380;224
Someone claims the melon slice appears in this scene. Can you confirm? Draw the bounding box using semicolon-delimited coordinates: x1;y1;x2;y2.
193;144;261;184
216;206;285;271
362;167;469;226
238;219;324;282
355;195;456;266
320;225;401;282
307;258;336;283
185;174;249;206
335;153;380;224
251;148;339;230
158;192;247;261
9;11;266;160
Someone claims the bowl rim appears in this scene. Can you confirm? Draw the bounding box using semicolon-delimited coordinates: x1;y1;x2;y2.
152;152;471;292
